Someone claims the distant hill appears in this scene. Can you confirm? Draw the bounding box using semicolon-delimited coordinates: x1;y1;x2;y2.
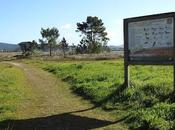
0;42;20;52
109;45;123;51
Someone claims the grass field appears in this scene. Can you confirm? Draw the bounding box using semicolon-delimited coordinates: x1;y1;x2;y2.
0;63;31;121
26;59;175;130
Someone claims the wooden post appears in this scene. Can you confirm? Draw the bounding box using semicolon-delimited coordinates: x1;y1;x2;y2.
173;15;175;93
124;63;129;87
174;65;175;93
124;19;129;87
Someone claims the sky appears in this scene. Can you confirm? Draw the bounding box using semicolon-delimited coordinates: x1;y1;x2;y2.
1;0;175;46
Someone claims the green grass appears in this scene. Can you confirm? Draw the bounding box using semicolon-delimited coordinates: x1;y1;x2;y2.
0;63;30;121
26;59;175;130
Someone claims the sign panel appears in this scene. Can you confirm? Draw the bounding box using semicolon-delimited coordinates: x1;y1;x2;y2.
124;12;175;88
124;13;175;63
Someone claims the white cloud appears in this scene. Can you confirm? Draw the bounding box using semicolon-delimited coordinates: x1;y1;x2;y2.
61;24;72;29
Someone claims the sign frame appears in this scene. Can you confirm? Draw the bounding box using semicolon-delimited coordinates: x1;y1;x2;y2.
124;12;175;88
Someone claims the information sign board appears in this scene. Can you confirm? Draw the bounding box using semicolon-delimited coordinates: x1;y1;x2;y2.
124;12;175;64
124;12;175;88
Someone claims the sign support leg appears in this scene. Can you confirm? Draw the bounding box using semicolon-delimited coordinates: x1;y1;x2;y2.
174;65;175;93
124;64;129;87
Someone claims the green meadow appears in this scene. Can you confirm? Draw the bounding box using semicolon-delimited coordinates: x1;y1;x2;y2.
1;59;175;129
0;63;31;121
26;59;175;130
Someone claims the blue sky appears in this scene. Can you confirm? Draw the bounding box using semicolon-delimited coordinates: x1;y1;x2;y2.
1;0;175;45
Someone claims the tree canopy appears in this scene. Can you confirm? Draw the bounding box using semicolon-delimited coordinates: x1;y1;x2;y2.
18;40;38;56
76;16;109;53
40;27;60;56
58;37;69;58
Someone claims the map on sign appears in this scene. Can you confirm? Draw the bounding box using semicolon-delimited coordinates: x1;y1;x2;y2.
128;17;174;61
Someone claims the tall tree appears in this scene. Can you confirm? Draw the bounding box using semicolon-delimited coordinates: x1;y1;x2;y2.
76;16;109;53
59;37;69;58
40;27;59;56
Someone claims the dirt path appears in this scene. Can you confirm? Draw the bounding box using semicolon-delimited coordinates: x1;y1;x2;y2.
1;62;127;130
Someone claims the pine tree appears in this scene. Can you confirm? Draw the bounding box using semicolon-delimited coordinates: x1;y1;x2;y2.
76;16;109;53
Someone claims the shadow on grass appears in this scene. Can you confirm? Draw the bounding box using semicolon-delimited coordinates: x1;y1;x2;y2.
0;107;126;130
71;83;127;109
98;83;127;106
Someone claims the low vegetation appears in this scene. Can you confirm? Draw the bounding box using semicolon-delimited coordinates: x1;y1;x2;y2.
0;63;31;121
26;59;175;130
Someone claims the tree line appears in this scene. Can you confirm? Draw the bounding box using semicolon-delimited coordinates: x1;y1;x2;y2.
19;16;111;57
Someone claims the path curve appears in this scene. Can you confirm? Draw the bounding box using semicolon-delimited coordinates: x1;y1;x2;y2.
1;62;127;130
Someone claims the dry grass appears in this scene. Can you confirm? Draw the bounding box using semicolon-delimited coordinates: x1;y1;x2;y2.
0;51;124;62
0;52;20;61
29;52;123;61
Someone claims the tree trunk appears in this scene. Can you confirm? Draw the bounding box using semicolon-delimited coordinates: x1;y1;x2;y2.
63;49;65;58
49;44;52;56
